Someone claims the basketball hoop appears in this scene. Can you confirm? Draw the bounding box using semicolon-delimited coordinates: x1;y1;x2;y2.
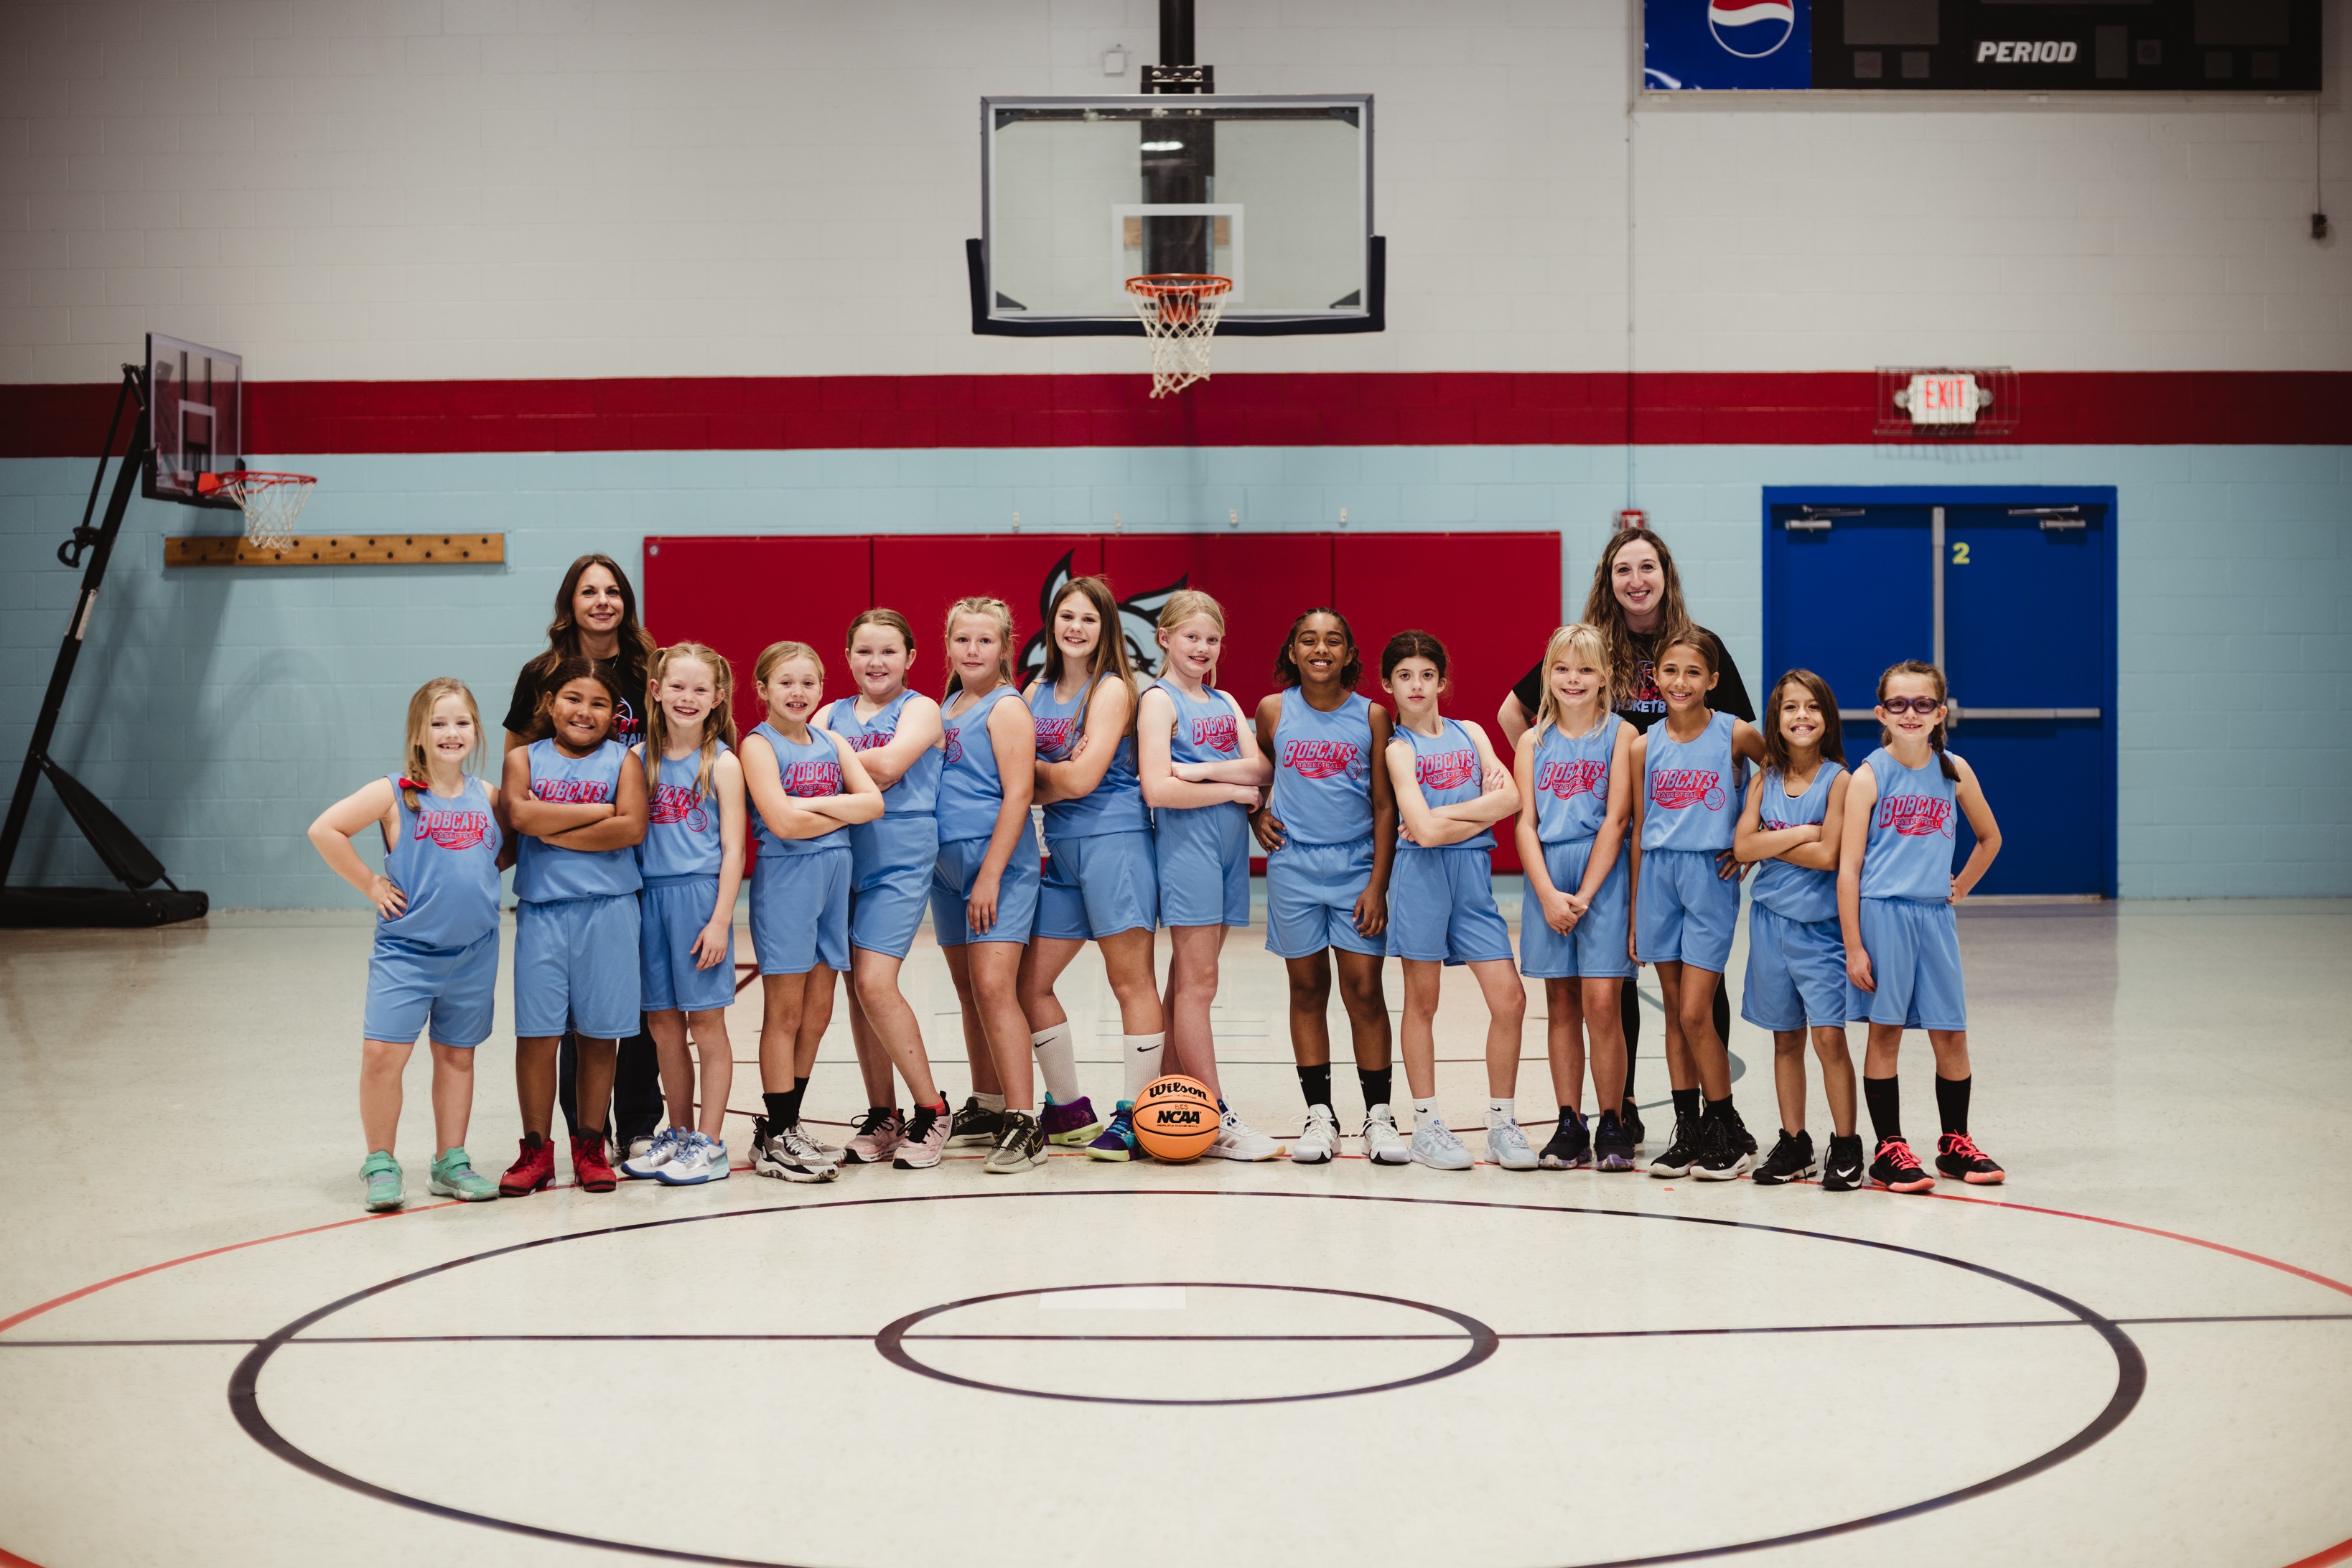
1126;275;1231;398
195;469;315;551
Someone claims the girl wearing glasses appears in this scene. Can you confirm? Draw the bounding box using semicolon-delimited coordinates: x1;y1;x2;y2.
1836;660;2005;1193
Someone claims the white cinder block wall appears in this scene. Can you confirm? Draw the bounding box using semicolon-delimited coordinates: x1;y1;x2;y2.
2;0;2346;380
2;0;2348;905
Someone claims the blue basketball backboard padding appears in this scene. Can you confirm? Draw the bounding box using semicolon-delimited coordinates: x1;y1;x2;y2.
1645;0;1813;90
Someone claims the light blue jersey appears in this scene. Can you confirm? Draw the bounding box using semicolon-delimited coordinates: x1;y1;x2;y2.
1749;762;1843;925
825;690;940;817
1030;673;1147;838
1269;688;1376;844
377;773;501;948
514;738;640;903
938;685;1028;843
1531;714;1620;844
1858;747;1959;902
1395;717;1493;852
1641;710;1739;854
635;743;729;882
1152;679;1252;930
750;722;847;858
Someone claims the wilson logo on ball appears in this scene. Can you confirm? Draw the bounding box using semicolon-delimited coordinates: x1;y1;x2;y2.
1707;0;1795;59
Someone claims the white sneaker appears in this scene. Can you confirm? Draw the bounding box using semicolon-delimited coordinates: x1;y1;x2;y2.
620;1126;683;1180
1206;1105;1280;1162
1290;1104;1340;1165
1409;1116;1474;1171
1361;1105;1410;1166
1485;1119;1539;1171
752;1119;838;1183
653;1132;730;1185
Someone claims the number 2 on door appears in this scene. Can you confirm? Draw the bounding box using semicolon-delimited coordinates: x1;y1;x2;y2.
1950;541;1971;566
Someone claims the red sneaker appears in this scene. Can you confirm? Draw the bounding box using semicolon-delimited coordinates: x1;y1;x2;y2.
500;1133;555;1197
571;1129;617;1193
1936;1131;2006;1185
1868;1137;1936;1194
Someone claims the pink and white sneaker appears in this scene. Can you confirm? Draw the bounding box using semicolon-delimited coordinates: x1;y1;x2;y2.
842;1107;904;1165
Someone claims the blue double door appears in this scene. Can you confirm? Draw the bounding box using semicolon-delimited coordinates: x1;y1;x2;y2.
1761;488;2117;897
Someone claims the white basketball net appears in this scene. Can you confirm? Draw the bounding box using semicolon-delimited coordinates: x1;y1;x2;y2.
211;471;316;550
1127;276;1231;398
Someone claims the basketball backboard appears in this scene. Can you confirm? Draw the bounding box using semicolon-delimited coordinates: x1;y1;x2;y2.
974;95;1379;337
141;333;242;510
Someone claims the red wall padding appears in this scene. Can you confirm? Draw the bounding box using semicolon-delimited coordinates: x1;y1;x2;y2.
640;531;1561;872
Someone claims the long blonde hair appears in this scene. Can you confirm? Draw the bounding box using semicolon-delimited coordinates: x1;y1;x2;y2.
942;597;1016;700
400;678;482;811
1156;589;1228;686
643;642;737;799
1531;623;1613;738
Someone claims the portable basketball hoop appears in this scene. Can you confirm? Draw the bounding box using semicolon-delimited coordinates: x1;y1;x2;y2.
195;468;315;551
1126;274;1231;398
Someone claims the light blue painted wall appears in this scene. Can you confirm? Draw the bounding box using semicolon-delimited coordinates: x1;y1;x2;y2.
4;442;2346;905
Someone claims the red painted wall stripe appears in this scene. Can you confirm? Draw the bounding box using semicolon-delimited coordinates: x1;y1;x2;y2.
2;371;2346;457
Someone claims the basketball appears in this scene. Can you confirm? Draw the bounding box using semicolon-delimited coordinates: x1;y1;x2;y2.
1132;1075;1219;1162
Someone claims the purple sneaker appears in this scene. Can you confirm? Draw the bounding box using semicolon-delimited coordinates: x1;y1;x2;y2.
842;1106;903;1165
1086;1103;1137;1162
1040;1095;1102;1147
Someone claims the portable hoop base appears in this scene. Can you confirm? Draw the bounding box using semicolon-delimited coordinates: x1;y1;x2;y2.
1126;275;1233;398
195;469;317;551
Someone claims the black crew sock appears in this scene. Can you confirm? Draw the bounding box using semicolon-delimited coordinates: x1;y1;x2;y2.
762;1091;793;1128
1298;1063;1333;1111
1864;1075;1902;1144
1671;1086;1701;1124
1935;1074;1971;1136
1704;1094;1736;1122
1620;985;1641;1101
1358;1065;1394;1113
781;1078;808;1126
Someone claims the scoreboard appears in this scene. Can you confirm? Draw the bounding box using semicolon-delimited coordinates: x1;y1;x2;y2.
1645;0;2320;93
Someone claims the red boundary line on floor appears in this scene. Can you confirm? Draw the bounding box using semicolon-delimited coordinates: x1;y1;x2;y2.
2;1183;2347;1568
3;371;2347;456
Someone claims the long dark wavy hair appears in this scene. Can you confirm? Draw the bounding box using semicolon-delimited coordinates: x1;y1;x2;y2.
518;554;658;714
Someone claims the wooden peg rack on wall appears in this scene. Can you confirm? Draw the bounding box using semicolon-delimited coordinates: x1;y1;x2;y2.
165;534;506;567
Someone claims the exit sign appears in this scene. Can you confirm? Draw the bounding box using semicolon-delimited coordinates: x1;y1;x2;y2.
1902;373;1982;426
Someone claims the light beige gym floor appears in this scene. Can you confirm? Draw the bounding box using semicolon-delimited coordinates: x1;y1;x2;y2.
1;897;2348;1568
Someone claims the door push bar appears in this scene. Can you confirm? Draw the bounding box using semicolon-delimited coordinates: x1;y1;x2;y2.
1837;705;2103;727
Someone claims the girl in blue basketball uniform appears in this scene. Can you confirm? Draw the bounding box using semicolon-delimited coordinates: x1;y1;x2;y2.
1381;631;1526;1172
742;640;883;1184
499;658;648;1197
1837;659;2006;1193
1134;590;1279;1162
1630;633;1767;1182
617;643;742;1188
934;597;1054;1174
1251;610;1404;1166
309;678;513;1211
1733;668;1861;1192
813;608;953;1171
1511;624;1638;1172
1018;575;1162;1155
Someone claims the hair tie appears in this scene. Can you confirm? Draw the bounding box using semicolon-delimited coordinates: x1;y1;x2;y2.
398;776;431;792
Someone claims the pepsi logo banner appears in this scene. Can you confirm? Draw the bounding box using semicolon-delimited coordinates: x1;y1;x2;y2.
1646;0;1810;90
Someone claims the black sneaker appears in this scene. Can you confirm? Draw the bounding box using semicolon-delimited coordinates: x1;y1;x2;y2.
1692;1114;1754;1181
980;1110;1047;1175
1620;1098;1646;1152
1538;1109;1592;1170
1935;1131;2006;1185
1647;1115;1700;1177
1870;1136;1936;1193
947;1095;1006;1148
1751;1129;1817;1186
1821;1134;1865;1191
1720;1103;1758;1160
1592;1109;1638;1172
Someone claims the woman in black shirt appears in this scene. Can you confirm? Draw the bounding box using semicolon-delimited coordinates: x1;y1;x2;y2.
503;553;664;1159
1495;528;1753;1147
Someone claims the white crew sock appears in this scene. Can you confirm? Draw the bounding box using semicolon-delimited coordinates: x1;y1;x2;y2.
1122;1032;1166;1102
1412;1096;1441;1129
1488;1097;1516;1129
976;1091;1005;1114
1030;1022;1081;1105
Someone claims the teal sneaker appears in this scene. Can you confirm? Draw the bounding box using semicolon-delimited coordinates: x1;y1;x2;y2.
1085;1103;1137;1162
360;1150;403;1212
428;1147;498;1202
